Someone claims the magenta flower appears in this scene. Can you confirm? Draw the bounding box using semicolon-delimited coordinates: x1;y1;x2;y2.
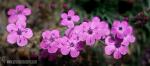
60;37;80;58
6;23;33;46
80;22;96;46
61;10;80;28
112;20;133;39
40;30;60;53
104;20;135;59
7;5;31;24
80;17;110;46
104;36;128;59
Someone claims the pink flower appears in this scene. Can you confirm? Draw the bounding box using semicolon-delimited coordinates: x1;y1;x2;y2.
60;37;80;58
6;23;33;46
80;17;110;46
104;20;135;59
7;5;31;24
60;10;80;28
104;36;128;59
112;20;133;39
40;30;60;53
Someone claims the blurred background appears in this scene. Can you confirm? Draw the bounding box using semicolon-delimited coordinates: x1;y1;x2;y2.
0;0;150;66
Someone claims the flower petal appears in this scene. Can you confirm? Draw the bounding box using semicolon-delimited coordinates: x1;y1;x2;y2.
40;41;49;49
105;36;115;45
72;15;80;22
86;36;95;46
23;28;33;39
60;47;70;55
113;49;122;59
65;28;72;36
16;5;25;11
17;15;27;22
129;35;135;43
105;45;115;55
121;39;129;46
61;13;68;19
8;15;18;24
7;9;16;15
113;20;120;27
122;35;135;46
121;21;128;27
90;21;97;29
17;36;28;46
67;21;74;28
22;8;31;15
61;19;74;28
16;20;26;28
42;30;51;39
7;24;18;32
70;49;80;58
92;16;100;22
51;30;60;38
48;46;58;53
68;10;75;16
118;46;128;55
7;32;18;44
123;26;132;36
61;19;68;26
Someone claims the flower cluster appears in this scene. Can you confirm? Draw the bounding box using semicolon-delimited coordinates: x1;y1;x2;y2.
40;10;135;59
104;20;135;59
40;10;84;58
5;6;135;59
6;5;33;47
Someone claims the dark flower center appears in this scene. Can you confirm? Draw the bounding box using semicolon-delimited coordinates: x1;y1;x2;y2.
119;27;123;30
17;29;22;35
114;36;123;48
17;10;22;14
115;43;121;48
67;16;72;21
70;43;74;47
88;29;93;34
108;38;115;43
49;34;56;42
49;37;55;42
76;41;85;50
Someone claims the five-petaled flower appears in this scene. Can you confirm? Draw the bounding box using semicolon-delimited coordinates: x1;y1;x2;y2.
60;37;80;58
8;5;31;24
81;17;110;46
61;9;80;28
111;20;133;39
6;23;33;46
104;36;128;59
40;30;60;53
